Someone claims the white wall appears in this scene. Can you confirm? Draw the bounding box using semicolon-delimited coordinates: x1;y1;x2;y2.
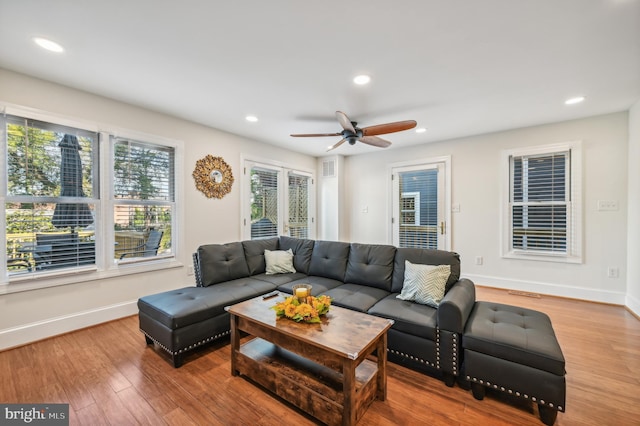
627;101;640;315
346;112;629;305
0;69;316;349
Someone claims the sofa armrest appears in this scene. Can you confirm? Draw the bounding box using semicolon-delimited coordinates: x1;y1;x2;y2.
437;278;476;333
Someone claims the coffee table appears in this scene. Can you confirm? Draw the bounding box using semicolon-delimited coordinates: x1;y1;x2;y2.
226;292;394;426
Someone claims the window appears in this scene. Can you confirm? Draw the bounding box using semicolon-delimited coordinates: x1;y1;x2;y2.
1;106;181;287
400;192;420;226
112;137;174;261
243;159;315;240
3;114;98;275
503;142;582;262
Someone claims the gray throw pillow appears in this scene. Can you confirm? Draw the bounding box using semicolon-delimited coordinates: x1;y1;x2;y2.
397;260;451;308
264;249;296;275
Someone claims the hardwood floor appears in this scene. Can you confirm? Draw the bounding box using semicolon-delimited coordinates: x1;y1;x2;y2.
1;286;639;425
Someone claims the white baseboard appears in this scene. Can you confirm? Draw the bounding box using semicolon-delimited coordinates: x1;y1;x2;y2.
625;293;640;317
463;273;627;305
0;300;138;351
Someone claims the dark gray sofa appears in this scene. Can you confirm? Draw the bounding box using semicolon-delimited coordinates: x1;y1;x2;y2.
137;236;476;386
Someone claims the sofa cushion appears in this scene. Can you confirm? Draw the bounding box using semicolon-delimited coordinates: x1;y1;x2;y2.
344;243;396;291
197;242;250;286
323;284;390;313
391;248;461;293
279;236;314;274
397;261;451;308
264;249;296;274
242;237;279;275
277;276;343;295
138;278;275;329
252;272;308;286
368;294;437;340
463;302;565;376
308;240;350;281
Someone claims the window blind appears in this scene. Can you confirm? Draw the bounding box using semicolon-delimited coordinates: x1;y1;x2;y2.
398;169;438;249
250;168;279;239
511;152;569;253
4;115;98;274
112;138;174;260
288;173;309;239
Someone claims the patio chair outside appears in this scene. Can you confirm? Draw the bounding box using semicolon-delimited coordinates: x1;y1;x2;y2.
119;230;163;260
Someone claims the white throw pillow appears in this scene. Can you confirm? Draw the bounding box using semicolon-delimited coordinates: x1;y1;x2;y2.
397;260;451;308
264;249;296;275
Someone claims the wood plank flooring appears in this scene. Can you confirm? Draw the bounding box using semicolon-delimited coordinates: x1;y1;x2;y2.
1;286;639;425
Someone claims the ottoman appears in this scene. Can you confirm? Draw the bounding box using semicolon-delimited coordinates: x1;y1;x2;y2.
462;302;566;425
137;286;233;367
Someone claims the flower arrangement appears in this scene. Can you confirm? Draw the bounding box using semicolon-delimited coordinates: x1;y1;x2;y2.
272;295;331;323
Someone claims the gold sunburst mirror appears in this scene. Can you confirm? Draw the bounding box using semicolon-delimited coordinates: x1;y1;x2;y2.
192;155;234;199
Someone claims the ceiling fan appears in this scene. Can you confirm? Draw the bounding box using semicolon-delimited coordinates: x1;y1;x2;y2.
291;111;417;152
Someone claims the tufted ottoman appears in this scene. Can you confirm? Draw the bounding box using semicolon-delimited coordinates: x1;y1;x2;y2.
462;302;566;425
137;286;233;367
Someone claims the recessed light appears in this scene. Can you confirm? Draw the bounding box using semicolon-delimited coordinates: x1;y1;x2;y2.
415;128;427;133
353;75;371;85
564;96;585;105
245;115;258;122
33;37;64;53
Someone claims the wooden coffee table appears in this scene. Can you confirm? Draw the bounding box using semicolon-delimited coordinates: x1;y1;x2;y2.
226;293;394;426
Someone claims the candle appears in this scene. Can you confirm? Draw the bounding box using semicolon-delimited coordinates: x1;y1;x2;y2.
295;287;308;299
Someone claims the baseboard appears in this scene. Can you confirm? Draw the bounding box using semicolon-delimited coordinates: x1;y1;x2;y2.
0;300;138;351
625;293;640;318
463;273;627;305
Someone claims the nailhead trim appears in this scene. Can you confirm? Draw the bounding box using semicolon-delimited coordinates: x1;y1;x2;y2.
387;348;435;368
141;329;230;356
465;375;564;412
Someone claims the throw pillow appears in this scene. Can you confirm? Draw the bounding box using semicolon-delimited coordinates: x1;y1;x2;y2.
264;249;296;275
397;260;451;308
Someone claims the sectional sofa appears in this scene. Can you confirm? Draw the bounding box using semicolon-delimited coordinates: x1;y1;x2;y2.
137;236;477;386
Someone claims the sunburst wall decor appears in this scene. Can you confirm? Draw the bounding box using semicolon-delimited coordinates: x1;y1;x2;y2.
192;155;234;199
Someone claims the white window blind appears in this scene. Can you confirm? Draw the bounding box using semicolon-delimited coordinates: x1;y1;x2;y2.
397;169;438;248
4;115;98;274
112;138;174;260
288;173;309;239
250;167;279;239
511;152;569;253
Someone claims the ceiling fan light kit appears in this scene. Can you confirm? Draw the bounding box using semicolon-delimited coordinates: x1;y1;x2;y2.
291;111;417;152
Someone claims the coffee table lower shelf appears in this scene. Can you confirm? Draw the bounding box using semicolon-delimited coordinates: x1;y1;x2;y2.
236;338;379;425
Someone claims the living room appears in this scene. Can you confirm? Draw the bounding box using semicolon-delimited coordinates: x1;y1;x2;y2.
1;1;639;425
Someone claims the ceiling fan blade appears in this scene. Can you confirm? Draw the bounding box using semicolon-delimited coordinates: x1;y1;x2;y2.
358;135;392;148
327;138;347;152
362;120;417;136
290;132;342;137
335;111;356;133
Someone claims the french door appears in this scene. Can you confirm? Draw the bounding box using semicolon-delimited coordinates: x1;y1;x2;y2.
244;161;314;240
391;160;449;250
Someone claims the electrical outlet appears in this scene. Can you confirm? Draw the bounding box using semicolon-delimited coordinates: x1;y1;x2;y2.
607;267;619;278
187;266;194;276
451;204;461;213
475;256;483;266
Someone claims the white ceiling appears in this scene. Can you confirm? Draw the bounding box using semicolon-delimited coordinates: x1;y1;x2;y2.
1;1;639;157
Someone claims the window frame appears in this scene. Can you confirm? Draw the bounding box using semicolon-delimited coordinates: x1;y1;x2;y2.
241;155;316;241
1;104;184;293
110;134;177;265
501;141;582;263
389;156;451;250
